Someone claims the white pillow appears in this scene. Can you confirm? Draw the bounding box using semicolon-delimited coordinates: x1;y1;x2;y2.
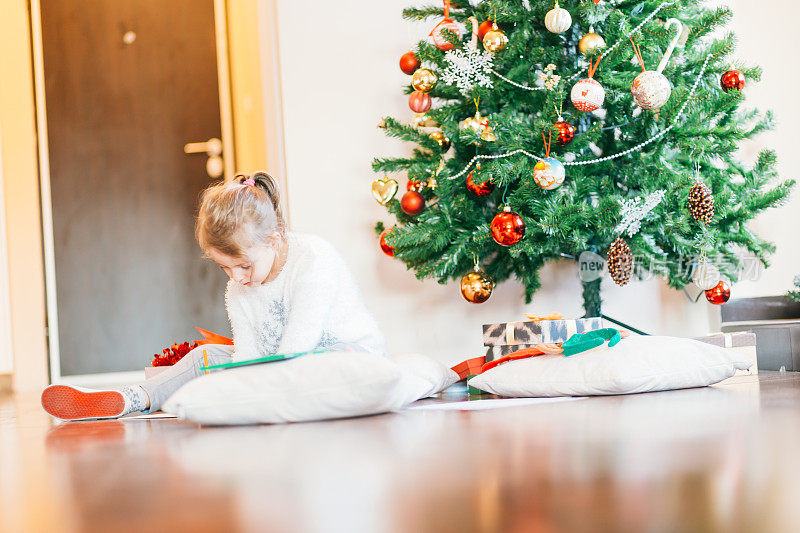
468;336;753;397
389;353;459;397
163;351;431;425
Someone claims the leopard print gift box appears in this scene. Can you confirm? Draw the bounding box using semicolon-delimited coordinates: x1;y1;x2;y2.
481;317;604;347
484;344;539;362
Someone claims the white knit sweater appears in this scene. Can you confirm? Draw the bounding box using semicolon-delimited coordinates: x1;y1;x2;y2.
224;233;386;361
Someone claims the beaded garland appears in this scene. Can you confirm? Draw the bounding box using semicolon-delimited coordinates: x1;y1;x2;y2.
444;55;712;181
490;0;679;92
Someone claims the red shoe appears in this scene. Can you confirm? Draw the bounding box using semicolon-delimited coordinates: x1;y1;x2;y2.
41;385;127;421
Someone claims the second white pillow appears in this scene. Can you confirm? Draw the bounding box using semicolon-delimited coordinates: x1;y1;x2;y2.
468;336;753;397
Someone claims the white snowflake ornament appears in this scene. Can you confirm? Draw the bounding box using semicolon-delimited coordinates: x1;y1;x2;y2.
441;47;494;96
615;190;666;237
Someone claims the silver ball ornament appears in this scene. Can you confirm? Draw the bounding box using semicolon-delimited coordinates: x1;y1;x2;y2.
544;4;572;34
631;70;672;110
693;261;721;291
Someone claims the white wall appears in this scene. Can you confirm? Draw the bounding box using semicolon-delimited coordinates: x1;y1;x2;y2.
724;0;800;297
271;0;797;365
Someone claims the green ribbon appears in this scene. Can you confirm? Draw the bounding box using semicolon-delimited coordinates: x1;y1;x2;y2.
562;328;621;356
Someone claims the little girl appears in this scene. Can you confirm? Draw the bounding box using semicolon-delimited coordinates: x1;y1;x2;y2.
42;172;386;420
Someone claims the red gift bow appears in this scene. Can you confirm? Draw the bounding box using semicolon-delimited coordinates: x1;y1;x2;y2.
151;327;234;367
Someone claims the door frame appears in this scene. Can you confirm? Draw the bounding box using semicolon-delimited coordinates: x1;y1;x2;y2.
0;138;13;375
30;0;237;385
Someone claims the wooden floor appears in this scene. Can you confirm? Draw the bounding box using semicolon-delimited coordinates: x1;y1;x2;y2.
2;372;800;533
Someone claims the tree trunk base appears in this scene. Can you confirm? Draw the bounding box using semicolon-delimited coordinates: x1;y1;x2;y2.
582;279;602;318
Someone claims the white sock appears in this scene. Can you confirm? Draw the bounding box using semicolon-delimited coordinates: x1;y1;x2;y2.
119;385;149;414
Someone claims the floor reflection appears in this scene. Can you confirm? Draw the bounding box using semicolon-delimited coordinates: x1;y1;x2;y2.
2;374;799;532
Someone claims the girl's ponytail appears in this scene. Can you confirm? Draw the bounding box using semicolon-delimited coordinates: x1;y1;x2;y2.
250;171;283;225
197;171;287;257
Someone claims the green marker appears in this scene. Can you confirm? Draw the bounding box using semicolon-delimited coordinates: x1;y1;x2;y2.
200;350;326;371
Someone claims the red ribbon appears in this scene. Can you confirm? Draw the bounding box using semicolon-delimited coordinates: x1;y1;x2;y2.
542;130;552;159
194;326;234;346
481;347;547;373
450;356;486;381
587;54;603;78
630;38;645;72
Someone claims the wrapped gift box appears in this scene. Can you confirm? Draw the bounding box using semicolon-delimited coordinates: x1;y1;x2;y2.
693;331;758;376
482;317;604;346
485;332;757;377
485;344;540;363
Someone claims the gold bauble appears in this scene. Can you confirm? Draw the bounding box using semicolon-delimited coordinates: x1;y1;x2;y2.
578;32;606;55
460;112;484;133
371;177;398;205
460;267;494;304
430;130;450;151
411;68;438;92
413;113;439;128
480;124;496;142
482;24;508;53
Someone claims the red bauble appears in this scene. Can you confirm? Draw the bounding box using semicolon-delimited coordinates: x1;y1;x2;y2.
490;207;525;246
401;190;425;216
477;20;494;41
409;91;432;113
553;119;575;146
379;229;394;257
705;281;731;305
399;51;420;75
466;171;494;197
720;70;745;92
431;19;461;51
407;179;422;191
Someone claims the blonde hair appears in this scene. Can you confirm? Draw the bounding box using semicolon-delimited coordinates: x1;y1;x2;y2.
195;171;285;257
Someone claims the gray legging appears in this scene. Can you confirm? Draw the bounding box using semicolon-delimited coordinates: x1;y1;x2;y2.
137;343;232;413
136;341;371;413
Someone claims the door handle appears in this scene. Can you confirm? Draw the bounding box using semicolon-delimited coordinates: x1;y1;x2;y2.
184;137;222;156
184;137;223;178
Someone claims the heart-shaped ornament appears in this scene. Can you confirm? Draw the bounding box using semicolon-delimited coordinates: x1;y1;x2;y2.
371;178;398;205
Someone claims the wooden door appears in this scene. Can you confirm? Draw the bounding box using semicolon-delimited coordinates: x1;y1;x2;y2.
39;0;231;377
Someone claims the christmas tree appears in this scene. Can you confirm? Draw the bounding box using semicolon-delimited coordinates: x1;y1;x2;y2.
372;0;794;317
789;276;800;303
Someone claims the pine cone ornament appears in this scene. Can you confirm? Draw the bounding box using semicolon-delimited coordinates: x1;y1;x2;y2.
606;238;633;286
687;182;715;223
